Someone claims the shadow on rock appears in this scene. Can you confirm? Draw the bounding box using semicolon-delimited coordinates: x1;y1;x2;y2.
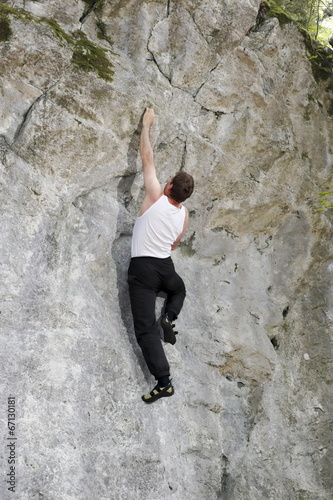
111;113;151;385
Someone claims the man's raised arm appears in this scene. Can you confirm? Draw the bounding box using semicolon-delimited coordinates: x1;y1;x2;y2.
138;108;162;215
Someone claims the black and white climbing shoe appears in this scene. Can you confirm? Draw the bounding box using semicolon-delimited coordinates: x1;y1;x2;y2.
161;315;178;345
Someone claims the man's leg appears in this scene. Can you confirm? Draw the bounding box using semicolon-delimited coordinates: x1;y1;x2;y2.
128;260;170;380
158;258;186;319
164;271;186;320
128;257;175;403
159;260;186;345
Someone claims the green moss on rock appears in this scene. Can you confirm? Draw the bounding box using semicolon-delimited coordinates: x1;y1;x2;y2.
41;17;73;44
40;21;114;81
0;1;32;41
96;20;114;47
0;3;34;21
0;13;12;41
82;0;97;6
82;0;105;15
71;31;114;82
265;0;296;26
0;2;114;83
179;232;196;257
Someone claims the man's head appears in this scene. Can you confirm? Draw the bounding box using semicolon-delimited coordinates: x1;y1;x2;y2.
165;171;194;203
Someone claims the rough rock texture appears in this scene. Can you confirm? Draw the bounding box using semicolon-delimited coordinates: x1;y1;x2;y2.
1;1;333;499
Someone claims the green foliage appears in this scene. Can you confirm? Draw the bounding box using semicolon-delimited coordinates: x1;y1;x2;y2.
266;0;333;42
266;0;333;80
318;176;333;210
265;0;297;25
301;28;333;81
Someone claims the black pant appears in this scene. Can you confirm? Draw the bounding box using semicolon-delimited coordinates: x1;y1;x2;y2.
128;256;186;380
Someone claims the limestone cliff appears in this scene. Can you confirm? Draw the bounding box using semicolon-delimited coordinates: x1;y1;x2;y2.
1;1;333;499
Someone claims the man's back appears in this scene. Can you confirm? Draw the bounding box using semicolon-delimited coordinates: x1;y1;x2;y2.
131;195;186;258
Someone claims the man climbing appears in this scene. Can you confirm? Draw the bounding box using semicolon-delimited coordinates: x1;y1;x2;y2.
128;107;194;404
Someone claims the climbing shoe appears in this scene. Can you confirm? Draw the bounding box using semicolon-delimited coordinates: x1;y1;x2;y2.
161;315;178;345
142;382;174;404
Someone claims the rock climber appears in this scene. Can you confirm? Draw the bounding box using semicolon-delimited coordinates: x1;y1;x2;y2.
128;107;194;404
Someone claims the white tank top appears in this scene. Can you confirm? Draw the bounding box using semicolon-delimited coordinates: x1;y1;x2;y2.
131;195;186;258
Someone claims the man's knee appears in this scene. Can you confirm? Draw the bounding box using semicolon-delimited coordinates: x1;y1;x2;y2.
135;323;160;342
176;280;186;297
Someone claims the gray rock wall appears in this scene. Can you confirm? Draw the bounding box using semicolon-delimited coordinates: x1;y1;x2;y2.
1;1;333;499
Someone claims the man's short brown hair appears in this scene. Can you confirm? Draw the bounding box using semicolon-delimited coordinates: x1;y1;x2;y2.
170;171;194;203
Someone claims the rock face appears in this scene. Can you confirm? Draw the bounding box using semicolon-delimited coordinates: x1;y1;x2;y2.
1;1;333;499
